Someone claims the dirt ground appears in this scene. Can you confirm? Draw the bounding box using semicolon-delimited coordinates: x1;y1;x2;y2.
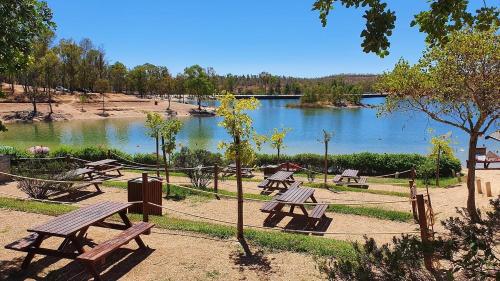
0;83;198;122
0;210;323;281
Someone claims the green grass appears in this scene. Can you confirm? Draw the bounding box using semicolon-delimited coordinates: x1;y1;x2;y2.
305;182;409;198
0;197;356;259
104;180;411;221
327;205;412;222
368;177;460;188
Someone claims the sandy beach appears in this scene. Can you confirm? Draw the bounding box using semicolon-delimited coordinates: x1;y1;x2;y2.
0;84;198;123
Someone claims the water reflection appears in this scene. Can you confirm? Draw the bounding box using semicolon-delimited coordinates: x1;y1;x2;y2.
1;98;498;162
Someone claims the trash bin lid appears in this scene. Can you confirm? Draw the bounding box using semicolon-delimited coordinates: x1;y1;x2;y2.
128;176;163;183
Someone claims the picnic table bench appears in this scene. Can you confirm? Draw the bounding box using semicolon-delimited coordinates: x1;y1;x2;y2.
258;170;297;192
333;169;368;188
65;167;103;193
260;187;327;229
85;159;123;176
5;201;153;281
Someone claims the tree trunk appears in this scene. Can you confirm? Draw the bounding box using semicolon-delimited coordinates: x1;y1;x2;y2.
324;141;328;186
161;137;170;197
235;136;251;255
167;96;171;110
155;136;160;178
277;148;280;163
466;133;480;222
198;96;201;110
47;89;53;116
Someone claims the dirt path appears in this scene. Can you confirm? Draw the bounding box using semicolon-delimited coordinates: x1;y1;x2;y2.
0;209;323;281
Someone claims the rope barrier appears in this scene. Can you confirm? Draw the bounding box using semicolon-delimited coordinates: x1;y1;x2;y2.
147;202;419;236
0;171;95;185
13;156;67;161
166;181;414;205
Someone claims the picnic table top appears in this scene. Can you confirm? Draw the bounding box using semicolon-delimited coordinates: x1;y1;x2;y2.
28;201;131;237
341;169;359;178
85;159;117;167
267;170;294;181
72;168;95;176
275;187;315;204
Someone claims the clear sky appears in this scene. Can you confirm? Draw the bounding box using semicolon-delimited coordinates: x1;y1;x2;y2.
44;1;455;77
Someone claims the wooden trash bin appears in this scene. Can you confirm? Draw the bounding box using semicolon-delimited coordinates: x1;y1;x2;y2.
263;165;278;179
128;176;163;216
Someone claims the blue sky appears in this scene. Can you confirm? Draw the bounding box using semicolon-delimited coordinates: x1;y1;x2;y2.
46;1;445;77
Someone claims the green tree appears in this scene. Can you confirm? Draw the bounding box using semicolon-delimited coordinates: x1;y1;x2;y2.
160;118;183;195
312;0;499;57
145;112;164;177
216;92;262;255
57;39;82;91
94;78;110;116
0;0;55;75
109;61;127;93
40;50;60;116
184;65;215;110
270;127;291;162
376;28;499;221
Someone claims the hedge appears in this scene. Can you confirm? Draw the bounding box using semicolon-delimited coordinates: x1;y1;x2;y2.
0;145;461;177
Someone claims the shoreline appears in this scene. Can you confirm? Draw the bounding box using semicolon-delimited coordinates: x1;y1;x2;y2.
0;93;199;124
286;102;370;109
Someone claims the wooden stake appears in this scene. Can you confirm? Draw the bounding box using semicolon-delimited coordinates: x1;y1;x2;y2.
416;194;433;271
214;164;220;200
476;179;482;194
485;182;492;197
142;173;149;224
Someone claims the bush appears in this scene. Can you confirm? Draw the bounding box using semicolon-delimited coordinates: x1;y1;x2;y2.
13;159;80;199
172;147;223;188
318;199;500;281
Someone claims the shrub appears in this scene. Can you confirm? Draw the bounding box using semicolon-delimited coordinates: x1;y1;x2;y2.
318;199;500;281
13;159;80;199
172;147;223;188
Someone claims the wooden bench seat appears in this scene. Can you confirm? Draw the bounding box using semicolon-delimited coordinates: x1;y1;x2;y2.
77;222;154;281
5;233;39;252
257;179;270;189
288;181;302;189
310;204;328;220
332;175;342;183
346;176;369;188
260;201;280;213
97;165;123;175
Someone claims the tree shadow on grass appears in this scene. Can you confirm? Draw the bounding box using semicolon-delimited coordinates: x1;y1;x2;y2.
1;247;154;281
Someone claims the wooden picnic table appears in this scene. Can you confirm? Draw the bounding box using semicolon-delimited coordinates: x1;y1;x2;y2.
333;169;368;188
85;159;123;176
258;170;297;192
5;201;153;280
260;187;327;229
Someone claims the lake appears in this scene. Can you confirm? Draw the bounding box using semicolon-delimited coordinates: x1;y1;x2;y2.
1;98;498;162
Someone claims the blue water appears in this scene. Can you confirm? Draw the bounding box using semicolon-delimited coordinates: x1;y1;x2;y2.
1;98;498;162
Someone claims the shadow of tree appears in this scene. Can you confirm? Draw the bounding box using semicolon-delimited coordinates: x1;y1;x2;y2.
230;249;276;280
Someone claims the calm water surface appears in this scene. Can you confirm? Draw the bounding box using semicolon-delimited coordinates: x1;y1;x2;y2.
2;98;498;162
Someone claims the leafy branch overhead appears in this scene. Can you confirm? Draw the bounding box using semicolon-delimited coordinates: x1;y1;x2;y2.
312;0;499;57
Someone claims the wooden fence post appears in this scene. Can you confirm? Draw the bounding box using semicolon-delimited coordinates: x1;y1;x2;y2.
476;179;482;194
142;173;150;234
214;164;220;200
416;194;433;271
409;180;418;223
485;182;492;197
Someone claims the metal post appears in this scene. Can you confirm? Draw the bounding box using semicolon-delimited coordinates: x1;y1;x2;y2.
416;194;433;271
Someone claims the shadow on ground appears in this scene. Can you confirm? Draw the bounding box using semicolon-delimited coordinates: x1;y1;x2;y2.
0;247;154;281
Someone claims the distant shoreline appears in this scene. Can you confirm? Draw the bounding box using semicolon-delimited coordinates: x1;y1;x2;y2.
285;102;369;109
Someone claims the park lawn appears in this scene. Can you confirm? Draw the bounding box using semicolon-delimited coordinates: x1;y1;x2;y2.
103;181;411;222
0;197;356;259
367;176;460;188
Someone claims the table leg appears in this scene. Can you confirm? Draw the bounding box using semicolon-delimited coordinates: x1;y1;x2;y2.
299;205;309;216
69;235;86;254
289;205;295;214
119;212;147;249
21;234;46;270
310;195;318;203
